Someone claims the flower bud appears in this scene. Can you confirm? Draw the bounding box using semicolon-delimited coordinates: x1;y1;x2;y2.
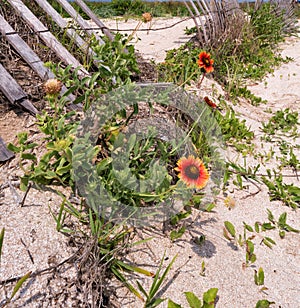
44;79;62;95
142;12;152;23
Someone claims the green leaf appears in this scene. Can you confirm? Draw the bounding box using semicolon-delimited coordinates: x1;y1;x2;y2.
249;254;257;264
202;288;218;307
148;253;177;301
255;267;264;286
224;221;236;237
170;227;186;242
264;237;276;245
147;298;166;308
184;291;202;308
117;260;154;277
261;223;275;231
20;177;29;191
262;238;272;249
126;133;137;153
200;260;206;276
204;203;215;212
243;222;254;232
56;163;72;176
246;240;254;253
278;212;287;226
9;271;31;301
267;209;275;223
279;230;285;239
111;266;143;300
254;222;260;233
26;142;38;149
17;132;28;144
167;299;182;308
194;235;206;246
283;224;299;233
236;173;243;188
89;72;101;87
136;280;148;298
96;157;113;173
255;299;275;308
61;85;77;98
258;267;264;285
7;143;21;153
73;94;86;105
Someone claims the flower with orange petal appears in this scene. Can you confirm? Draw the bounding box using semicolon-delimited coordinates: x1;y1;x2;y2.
197;51;214;73
175;155;209;189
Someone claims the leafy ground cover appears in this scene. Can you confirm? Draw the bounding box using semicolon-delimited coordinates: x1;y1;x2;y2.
0;1;299;307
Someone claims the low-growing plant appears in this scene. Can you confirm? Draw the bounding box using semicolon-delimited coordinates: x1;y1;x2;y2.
262;171;300;209
254;267;265;287
215;108;255;153
157;43;202;85
136;252;177;307
261;108;299;137
8;92;77;190
91;0;190;18
168;288;218;308
255;299;275;308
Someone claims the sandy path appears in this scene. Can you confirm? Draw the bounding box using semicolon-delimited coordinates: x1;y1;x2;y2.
93;17;195;62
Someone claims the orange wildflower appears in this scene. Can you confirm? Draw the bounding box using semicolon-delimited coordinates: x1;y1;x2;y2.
175;155;209;189
197;51;214;73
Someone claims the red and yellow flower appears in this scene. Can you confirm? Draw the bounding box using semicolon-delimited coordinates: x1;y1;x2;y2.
175;155;209;189
197;51;214;73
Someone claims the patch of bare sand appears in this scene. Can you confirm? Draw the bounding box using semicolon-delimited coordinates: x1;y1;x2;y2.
89;17;195;62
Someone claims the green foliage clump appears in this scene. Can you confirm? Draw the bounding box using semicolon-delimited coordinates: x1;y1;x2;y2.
157;43;202;85
91;0;190;18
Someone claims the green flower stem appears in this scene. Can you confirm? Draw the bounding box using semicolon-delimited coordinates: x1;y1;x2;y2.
131;185;178;199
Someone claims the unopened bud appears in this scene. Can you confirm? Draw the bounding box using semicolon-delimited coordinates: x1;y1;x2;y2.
44;79;62;95
142;12;152;23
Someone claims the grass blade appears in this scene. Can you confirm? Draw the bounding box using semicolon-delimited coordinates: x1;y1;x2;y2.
8;271;31;302
148;253;177;300
111;266;144;300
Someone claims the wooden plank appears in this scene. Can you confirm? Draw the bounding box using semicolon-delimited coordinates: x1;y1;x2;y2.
32;0;96;57
54;0;104;45
0;63;39;115
6;0;89;77
0;137;15;163
0;13;77;104
74;0;114;41
0;13;53;81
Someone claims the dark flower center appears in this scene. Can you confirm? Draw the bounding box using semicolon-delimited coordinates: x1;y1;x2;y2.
184;165;200;180
203;58;211;66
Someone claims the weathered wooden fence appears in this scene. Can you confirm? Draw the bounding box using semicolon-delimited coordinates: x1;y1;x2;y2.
0;0;114;161
0;0;114;114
